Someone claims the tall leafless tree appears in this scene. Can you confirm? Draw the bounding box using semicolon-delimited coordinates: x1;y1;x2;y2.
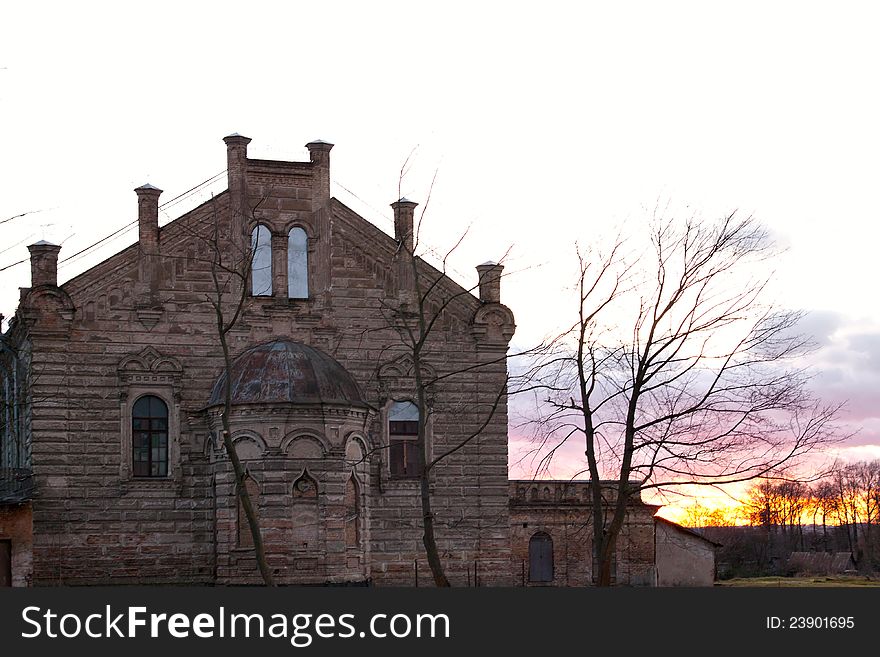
176;193;276;585
363;173;530;586
527;212;842;585
811;479;837;552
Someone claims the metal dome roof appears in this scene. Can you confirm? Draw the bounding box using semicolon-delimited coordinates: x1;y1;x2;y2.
208;340;364;407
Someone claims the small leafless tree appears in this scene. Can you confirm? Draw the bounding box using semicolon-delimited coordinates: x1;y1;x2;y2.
176;193;275;585
363;175;530;586
526;212;842;586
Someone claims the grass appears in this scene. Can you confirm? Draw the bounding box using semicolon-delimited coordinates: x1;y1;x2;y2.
717;575;880;587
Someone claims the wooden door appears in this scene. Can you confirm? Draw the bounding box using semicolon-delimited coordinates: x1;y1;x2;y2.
528;532;553;582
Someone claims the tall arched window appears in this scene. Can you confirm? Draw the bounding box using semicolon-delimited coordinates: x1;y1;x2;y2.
292;472;319;552
389;401;421;478
528;531;554;583
287;227;309;299
251;224;272;296
132;395;168;477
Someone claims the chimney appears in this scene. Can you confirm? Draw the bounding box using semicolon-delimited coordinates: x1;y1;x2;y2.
27;241;62;287
391;198;418;253
305;140;335;298
476;261;504;303
224;133;251;186
306;139;333;166
306;140;333;202
223;133;252;250
135;184;163;254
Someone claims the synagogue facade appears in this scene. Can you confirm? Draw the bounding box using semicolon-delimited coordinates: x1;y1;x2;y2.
0;135;711;587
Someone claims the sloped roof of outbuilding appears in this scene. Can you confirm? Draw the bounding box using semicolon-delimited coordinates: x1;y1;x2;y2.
208;340;364;407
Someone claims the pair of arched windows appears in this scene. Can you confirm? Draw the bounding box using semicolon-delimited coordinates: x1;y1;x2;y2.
250;225;309;299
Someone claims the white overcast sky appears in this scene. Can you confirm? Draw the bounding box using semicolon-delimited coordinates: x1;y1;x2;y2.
3;1;880;497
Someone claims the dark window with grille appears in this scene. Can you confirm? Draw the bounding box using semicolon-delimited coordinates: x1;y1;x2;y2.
389;401;421;478
529;532;554;582
132;395;168;477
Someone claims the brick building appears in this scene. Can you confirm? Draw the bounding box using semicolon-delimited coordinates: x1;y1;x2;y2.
0;135;707;587
510;481;658;587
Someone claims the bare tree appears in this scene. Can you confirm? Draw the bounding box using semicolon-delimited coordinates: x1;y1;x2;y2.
527;212;841;586
833;465;861;559
811;479;837;552
364;186;526;586
682;501;739;528
830;461;880;567
171;191;276;586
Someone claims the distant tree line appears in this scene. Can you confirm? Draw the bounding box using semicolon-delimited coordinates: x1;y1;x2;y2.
685;461;880;578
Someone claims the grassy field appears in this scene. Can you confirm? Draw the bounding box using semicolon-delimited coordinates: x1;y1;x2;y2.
717;575;880;587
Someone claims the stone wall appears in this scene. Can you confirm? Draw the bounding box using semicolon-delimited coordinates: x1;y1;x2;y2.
655;518;716;586
509;481;657;586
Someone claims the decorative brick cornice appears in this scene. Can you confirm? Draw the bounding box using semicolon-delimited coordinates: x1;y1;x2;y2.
18;285;75;337
471;303;516;346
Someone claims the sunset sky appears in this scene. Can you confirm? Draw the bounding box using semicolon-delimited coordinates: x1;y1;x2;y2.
3;1;879;521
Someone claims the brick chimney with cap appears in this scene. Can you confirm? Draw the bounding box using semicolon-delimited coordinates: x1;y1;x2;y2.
391;198;417;253
27;241;62;287
391;198;418;303
135;183;162;254
224;133;251;192
224;133;251;248
475;261;504;303
306;139;334;298
305;140;333;203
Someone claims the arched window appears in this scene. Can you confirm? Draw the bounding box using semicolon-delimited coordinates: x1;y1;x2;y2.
250;224;272;296
287;227;309;299
292;472;319;551
237;477;260;549
529;531;553;583
132;395;168;477
389;401;421;478
344;476;360;549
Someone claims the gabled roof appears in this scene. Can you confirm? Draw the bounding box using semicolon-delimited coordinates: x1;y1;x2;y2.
654;516;723;547
331;198;483;319
61;190;230;296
